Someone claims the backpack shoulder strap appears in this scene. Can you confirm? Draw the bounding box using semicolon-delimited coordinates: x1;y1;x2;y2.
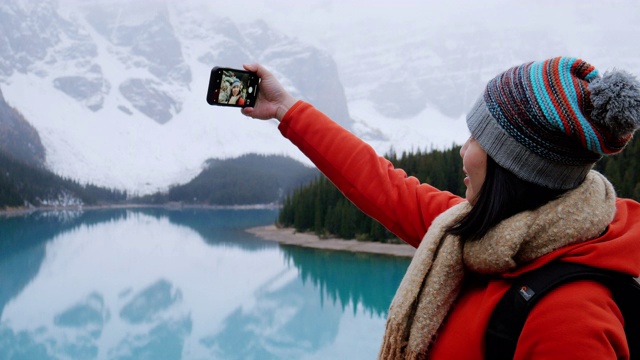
485;261;640;360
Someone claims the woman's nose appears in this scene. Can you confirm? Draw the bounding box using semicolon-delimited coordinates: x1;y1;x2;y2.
460;139;469;158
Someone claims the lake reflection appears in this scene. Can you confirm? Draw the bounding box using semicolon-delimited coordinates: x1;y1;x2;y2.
0;209;409;359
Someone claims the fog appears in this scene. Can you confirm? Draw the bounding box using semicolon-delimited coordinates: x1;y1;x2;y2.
206;0;639;66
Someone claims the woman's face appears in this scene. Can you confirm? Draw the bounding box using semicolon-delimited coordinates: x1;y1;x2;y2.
232;85;240;95
460;137;487;205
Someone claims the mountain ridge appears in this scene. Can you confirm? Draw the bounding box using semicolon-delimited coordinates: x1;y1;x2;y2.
0;0;354;194
2;0;639;195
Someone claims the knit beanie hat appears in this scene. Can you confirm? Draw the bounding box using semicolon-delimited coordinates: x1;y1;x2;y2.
467;57;640;189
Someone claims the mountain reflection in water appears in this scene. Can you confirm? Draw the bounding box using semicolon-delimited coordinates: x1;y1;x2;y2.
0;208;409;359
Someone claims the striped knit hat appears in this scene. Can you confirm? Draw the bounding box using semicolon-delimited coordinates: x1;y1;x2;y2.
467;57;640;189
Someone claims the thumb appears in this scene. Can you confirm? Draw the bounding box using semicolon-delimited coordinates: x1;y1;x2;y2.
241;107;254;117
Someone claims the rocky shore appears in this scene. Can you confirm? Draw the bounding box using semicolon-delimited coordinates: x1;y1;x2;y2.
246;225;416;258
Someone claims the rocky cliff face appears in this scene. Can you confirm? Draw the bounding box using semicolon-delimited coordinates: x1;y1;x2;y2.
0;0;353;193
0;88;46;168
0;1;352;127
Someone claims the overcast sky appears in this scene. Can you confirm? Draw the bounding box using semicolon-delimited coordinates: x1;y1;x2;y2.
205;0;639;52
56;0;640;72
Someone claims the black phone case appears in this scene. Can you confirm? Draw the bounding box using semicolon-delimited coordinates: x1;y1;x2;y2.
206;67;259;108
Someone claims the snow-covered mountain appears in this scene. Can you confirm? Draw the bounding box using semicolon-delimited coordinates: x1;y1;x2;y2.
0;0;353;195
1;0;639;195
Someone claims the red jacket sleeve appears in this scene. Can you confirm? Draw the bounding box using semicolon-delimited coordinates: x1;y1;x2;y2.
278;101;463;247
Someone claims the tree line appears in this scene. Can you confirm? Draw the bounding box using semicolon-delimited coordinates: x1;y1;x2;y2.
0;151;319;210
0;150;127;208
278;136;640;242
0;152;319;210
133;154;319;206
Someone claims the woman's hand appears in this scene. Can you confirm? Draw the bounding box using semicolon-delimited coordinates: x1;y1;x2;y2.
241;64;297;122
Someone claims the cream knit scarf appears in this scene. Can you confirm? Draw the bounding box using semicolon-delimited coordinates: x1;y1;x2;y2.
378;171;617;359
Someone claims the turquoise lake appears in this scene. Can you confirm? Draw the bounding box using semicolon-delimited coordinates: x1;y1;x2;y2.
0;208;410;359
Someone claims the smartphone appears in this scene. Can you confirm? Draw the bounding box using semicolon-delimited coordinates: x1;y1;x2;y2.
206;67;259;107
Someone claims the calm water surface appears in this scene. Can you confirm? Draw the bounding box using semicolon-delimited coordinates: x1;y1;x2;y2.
0;208;409;359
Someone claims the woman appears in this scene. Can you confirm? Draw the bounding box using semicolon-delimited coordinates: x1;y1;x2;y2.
241;58;640;359
227;80;245;105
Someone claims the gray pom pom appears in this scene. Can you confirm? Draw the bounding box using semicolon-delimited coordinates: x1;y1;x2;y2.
589;70;640;138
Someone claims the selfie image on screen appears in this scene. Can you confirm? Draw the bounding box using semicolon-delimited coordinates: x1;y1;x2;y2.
218;70;250;106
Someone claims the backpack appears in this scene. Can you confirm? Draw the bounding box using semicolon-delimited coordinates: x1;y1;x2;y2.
485;261;640;360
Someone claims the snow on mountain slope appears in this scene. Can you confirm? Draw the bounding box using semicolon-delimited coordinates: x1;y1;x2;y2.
2;0;639;195
0;0;354;195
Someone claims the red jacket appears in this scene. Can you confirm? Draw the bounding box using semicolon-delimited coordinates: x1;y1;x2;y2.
279;101;640;359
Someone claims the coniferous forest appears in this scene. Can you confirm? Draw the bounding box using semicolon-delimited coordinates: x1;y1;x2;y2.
133;154;319;206
278;145;465;243
278;135;640;242
0;150;127;208
0;152;317;210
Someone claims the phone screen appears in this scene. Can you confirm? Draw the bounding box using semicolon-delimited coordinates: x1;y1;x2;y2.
206;67;259;107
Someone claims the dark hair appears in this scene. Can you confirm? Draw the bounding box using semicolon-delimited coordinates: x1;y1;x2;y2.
446;157;567;241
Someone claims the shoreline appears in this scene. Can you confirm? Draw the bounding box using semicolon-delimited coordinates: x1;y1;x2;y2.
1;206;415;258
0;203;282;217
246;225;416;258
